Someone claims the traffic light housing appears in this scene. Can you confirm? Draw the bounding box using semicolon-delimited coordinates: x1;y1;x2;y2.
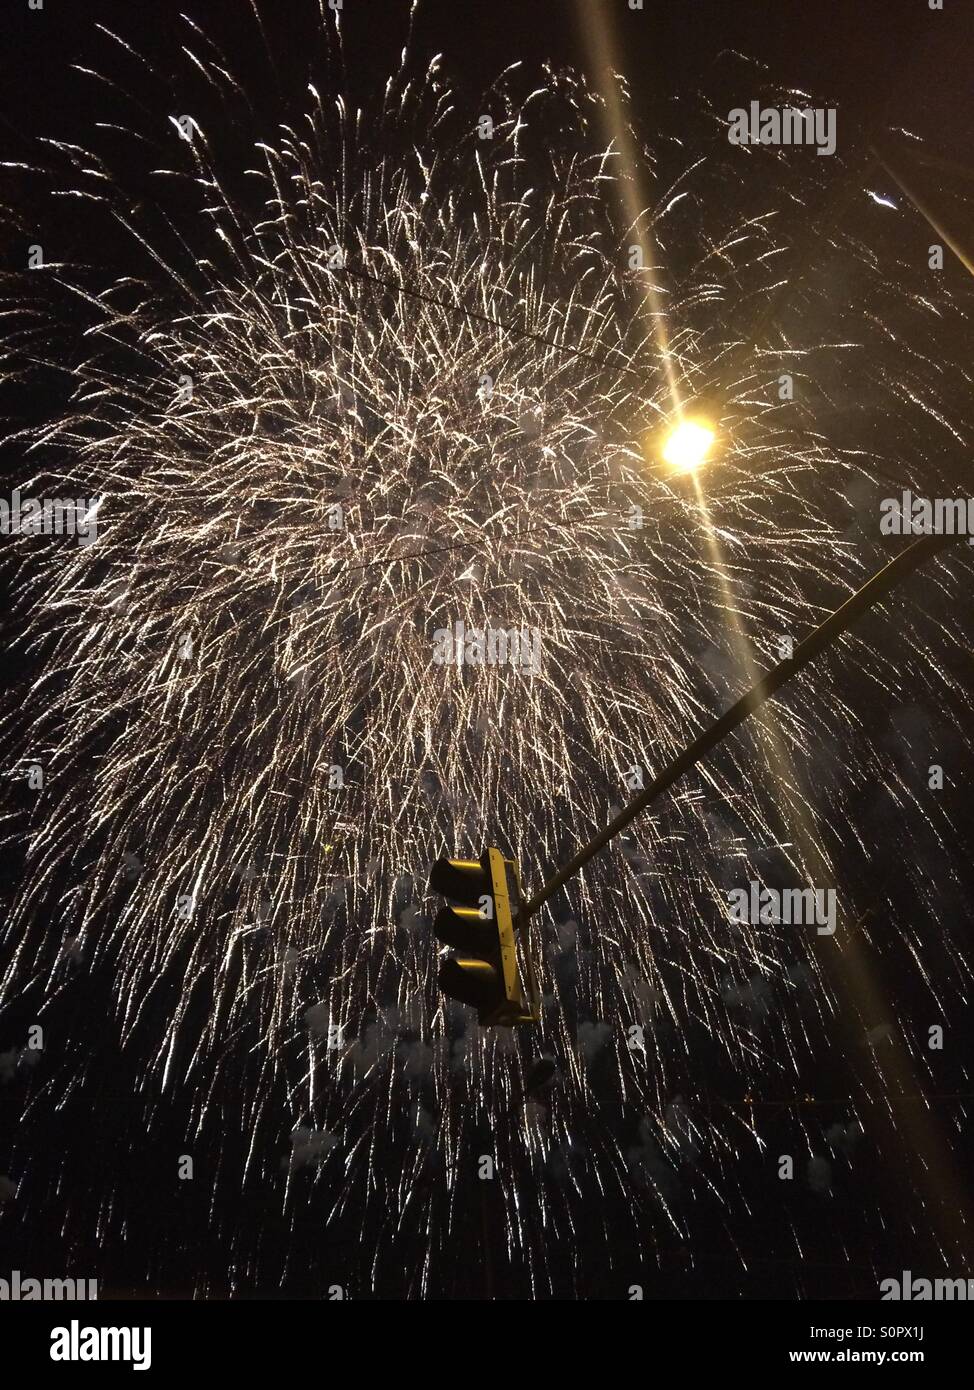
429;848;540;1026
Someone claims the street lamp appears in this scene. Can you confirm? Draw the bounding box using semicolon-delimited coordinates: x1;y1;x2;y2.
661;416;716;472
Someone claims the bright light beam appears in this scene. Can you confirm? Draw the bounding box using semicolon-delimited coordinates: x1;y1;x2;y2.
661;418;716;472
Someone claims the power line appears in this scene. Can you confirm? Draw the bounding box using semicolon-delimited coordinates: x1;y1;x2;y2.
338;262;641;380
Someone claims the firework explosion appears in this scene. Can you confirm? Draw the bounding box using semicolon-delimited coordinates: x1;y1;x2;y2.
1;6;973;1297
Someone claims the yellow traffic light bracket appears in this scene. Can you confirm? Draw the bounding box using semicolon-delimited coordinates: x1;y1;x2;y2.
483;848;540;1027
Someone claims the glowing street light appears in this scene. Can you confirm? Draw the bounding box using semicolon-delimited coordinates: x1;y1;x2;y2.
661;416;716;472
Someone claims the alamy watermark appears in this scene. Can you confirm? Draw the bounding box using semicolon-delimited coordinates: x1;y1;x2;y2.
727;880;837;935
432;620;542;674
1;1269;98;1300
880;490;974;542
881;1270;973;1300
50;1320;151;1372
727;102;836;156
0;490;100;547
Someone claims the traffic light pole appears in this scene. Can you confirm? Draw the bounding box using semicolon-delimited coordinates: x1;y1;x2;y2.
521;532;961;920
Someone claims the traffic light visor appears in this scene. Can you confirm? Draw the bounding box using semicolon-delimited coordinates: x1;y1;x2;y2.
429;857;490;905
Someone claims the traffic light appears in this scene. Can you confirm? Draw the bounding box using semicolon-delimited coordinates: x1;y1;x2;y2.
429;848;539;1026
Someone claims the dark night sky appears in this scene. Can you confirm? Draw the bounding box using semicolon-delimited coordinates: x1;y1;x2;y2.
2;0;971;148
2;1;971;357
